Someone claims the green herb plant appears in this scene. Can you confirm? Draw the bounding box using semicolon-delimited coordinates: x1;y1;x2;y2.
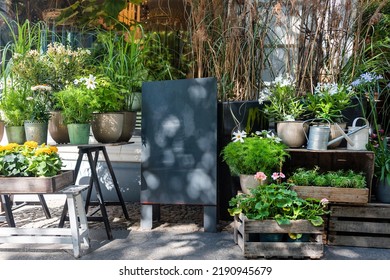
260;75;306;121
305;83;354;123
288;167;366;189
221;131;289;176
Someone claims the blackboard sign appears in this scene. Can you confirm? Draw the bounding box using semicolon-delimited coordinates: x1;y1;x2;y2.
141;78;217;206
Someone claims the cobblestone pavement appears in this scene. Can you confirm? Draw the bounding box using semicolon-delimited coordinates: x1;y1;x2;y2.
2;198;390;260
0;198;233;232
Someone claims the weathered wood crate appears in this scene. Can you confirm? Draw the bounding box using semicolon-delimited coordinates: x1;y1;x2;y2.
0;170;74;194
234;213;324;259
328;203;390;248
291;186;369;204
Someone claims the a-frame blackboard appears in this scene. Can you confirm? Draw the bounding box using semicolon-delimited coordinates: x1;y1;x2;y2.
140;77;217;232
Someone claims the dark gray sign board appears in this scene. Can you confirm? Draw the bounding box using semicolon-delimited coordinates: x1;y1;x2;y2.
140;77;217;232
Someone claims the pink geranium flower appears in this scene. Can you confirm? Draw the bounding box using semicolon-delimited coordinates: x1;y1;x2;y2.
271;172;280;180
320;198;329;205
254;172;267;182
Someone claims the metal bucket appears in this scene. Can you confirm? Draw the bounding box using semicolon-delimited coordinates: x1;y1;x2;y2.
303;119;331;150
347;117;369;150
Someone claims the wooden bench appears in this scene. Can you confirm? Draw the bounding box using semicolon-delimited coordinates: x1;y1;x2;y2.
0;185;90;258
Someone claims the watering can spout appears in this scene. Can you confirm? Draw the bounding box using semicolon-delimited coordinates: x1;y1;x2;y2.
327;122;368;147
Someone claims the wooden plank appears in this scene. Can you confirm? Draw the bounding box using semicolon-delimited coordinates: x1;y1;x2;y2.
234;214;324;258
0;227;71;236
329;219;390;234
330;205;390;219
328;235;390;249
243;242;323;258
0;235;73;244
238;214;323;234
292;186;368;204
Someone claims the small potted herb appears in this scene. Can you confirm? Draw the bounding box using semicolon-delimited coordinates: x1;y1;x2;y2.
221;130;289;193
288;166;369;204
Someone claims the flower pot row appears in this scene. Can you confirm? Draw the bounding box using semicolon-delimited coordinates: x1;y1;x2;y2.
2;111;137;145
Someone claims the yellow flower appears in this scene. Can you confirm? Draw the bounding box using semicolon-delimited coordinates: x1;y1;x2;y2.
35;147;52;156
24;141;39;149
3;143;19;151
49;146;59;153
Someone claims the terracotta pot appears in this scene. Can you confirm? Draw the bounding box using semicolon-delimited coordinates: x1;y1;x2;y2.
48;111;70;144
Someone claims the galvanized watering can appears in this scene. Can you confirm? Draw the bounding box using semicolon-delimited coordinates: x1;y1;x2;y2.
347;117;370;150
303;119;368;150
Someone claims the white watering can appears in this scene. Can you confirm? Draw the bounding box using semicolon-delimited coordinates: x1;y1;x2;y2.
303;119;368;150
347;117;370;150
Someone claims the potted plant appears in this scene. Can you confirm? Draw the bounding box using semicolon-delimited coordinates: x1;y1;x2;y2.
54;75;97;145
221;130;289;193
305;82;355;148
351;72;390;203
22;84;52;144
88;74;125;143
259;75;307;148
288;166;369;204
0;77;29;144
9;41;93;144
91;24;148;142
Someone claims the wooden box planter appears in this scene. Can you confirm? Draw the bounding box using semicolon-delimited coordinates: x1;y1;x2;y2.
291;186;369;204
0;170;74;194
234;213;324;259
328;203;390;249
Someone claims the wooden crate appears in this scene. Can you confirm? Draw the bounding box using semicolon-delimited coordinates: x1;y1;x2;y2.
234;213;324;259
0;171;74;194
291;186;369;204
284;149;375;200
328;203;390;248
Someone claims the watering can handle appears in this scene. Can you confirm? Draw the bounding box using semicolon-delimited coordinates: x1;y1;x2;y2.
302;118;330;141
352;117;369;128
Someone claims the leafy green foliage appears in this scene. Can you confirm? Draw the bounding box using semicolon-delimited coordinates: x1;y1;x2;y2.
228;183;330;226
288;167;367;189
260;76;306;121
56;0;143;28
221;134;289;176
305;83;355;123
0;79;30;126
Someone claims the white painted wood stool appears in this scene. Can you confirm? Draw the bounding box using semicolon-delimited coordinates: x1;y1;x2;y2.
0;185;90;258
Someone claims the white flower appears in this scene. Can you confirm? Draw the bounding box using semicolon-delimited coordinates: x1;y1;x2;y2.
31;85;52;91
232;130;247;143
84;74;97;90
283;114;295;121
